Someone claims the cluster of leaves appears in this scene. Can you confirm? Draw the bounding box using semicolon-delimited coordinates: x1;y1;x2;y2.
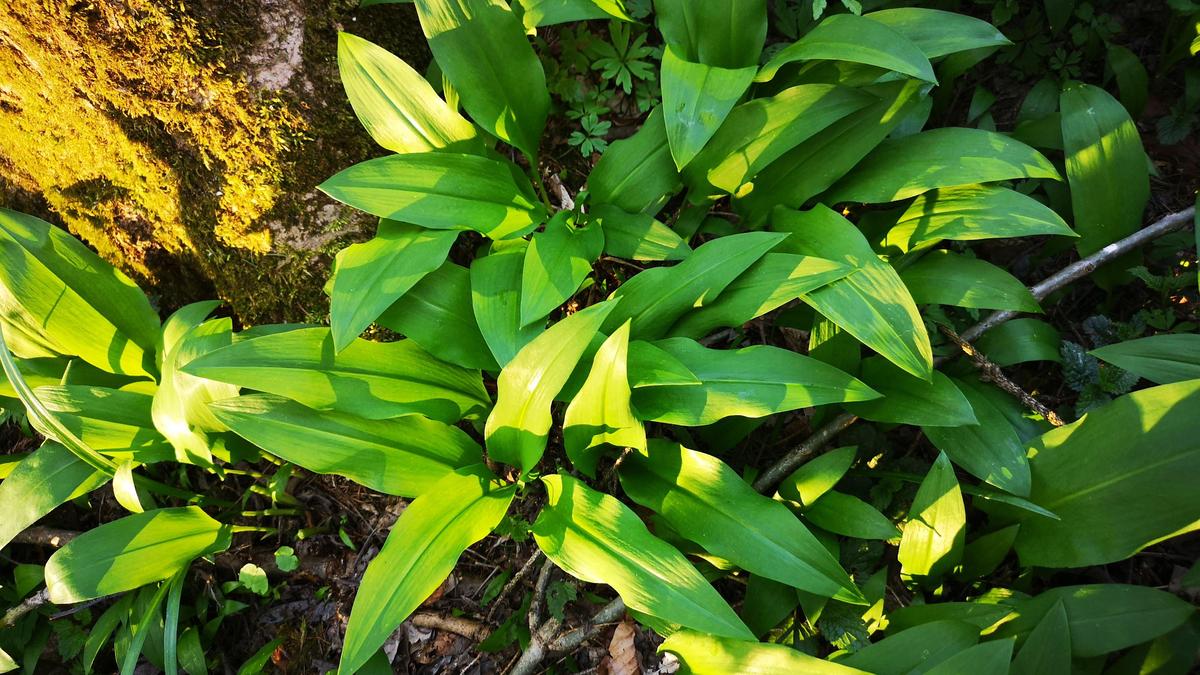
1;0;1198;674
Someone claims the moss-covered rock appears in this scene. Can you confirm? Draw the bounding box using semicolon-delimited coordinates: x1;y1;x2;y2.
0;0;429;324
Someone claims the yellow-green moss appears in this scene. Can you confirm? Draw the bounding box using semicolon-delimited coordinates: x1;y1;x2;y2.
0;0;429;324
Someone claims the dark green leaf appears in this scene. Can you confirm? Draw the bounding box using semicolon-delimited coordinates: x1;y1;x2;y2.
591;204;691;262
863;8;1010;59
472;242;544;366
588;107;681;215
521;216;603;327
377;261;498;371
758;14;936;84
923;381;1031;497
1013;381;1200;567
1090;334;1200;384
845;357;977;427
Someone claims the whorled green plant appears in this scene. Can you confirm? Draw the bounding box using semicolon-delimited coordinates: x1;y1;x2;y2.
1;1;1198;674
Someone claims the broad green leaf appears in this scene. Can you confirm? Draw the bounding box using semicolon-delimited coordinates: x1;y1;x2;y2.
885;602;1014;634
588;107;681;215
1107;44;1149;118
516;0;630;28
684;83;874;196
632;338;878;426
960;524;1020;580
520;215;603;327
340;466;513;674
113;459;147;514
804;491;900;541
627;340;700;387
621;441;863;603
0;209;159;377
660;46;757;169
36;386;171;462
659;630;869;674
472;242;544;366
735;79;925;224
330;221;457;352
183;327;489;424
757;14;936;84
1011;600;1070;675
377;261;498;371
563;322;645;477
485;300;617;473
741;575;800;637
45;506;232;604
153;313;239;466
923;640;1013;675
319;152;545;239
533;473;753;639
0;328;120;476
602;231;785;340
924;381;1031;496
668;253;854;340
776;445;856;507
337;32;480;154
1013;380;1200;567
1090;334;1200;384
901;250;1040;312
653;0;766;68
1061;82;1149;256
974;318;1062;367
591;204;691;261
210;394;479;497
415;0;549;159
845;357;977;427
0;442;108;550
995;584;1195;658
885;185;1075;252
863;8;1010;59
773;206;932;379
823;128;1060;204
839;621;979;674
897;452;965;583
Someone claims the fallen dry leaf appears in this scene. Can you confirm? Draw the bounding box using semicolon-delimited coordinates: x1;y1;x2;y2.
605;617;641;675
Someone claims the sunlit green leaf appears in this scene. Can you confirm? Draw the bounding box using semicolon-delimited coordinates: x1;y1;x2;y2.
330;221;457;352
415;0;549;159
1090;334;1200;384
521;215;603;327
319;153;545;239
824;128;1060;205
211;394;480;497
533;473;753;639
660;630;869;674
0;442;108;550
897;452;965;583
337;32;481;154
621;441;864;602
632;338;878;426
758;14;935;84
183;327;489;424
661;46;757;169
0;209;160;378
901;250;1040;312
486;301;617;473
341;466;513;674
563;321;645;477
45;507;232;604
